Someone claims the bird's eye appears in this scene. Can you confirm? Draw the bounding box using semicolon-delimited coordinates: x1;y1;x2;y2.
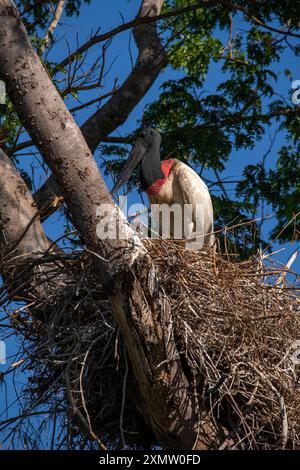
150;131;153;135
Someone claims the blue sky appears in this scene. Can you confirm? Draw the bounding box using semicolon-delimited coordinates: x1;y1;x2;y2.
1;0;300;449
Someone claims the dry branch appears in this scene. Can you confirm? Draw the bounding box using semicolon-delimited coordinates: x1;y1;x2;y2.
2;241;300;449
0;0;212;449
33;0;168;217
40;0;65;54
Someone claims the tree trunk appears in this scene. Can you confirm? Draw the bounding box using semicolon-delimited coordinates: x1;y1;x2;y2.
0;0;223;449
0;148;49;260
33;0;167;218
0;147;68;301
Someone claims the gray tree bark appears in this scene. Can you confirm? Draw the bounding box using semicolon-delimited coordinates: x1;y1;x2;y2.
33;0;167;218
0;148;49;260
0;0;223;449
0;148;65;302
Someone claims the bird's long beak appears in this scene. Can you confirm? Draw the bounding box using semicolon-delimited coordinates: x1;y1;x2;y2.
111;139;148;194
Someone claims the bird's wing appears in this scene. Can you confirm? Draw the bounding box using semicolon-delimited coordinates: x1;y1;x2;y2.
173;160;212;205
173;160;214;246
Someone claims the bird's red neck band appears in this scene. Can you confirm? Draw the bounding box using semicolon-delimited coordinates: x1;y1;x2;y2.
145;159;174;196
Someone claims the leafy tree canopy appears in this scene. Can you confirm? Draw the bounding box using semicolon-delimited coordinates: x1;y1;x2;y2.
1;0;300;256
103;0;300;255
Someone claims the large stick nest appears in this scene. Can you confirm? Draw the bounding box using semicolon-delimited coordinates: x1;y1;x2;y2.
2;240;300;449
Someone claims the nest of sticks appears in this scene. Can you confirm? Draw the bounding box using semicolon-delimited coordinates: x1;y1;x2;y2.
2;239;300;449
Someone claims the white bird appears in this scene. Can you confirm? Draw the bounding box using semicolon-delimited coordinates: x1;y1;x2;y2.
111;128;214;249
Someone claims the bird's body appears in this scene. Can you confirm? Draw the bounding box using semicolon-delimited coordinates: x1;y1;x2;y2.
111;128;214;249
145;159;214;247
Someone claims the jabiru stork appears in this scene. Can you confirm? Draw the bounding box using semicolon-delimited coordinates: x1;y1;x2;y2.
111;128;214;249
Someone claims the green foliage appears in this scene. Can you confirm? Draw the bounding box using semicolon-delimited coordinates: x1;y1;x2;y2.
1;100;22;145
100;1;300;252
4;0;300;254
237;142;300;242
143;1;300;248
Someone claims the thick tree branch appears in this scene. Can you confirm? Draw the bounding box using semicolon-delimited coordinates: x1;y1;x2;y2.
0;148;65;301
34;0;168;217
0;148;49;261
54;0;218;73
0;0;226;449
31;0;300;217
54;0;299;76
80;0;168;153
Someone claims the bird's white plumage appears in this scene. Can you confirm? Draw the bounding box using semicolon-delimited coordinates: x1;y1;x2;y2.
148;159;214;248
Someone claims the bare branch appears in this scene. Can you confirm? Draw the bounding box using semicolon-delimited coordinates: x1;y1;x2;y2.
19;0;300;219
69;88;119;113
40;0;66;54
0;1;225;449
54;0;219;73
228;1;300;39
33;0;169;216
80;0;168;153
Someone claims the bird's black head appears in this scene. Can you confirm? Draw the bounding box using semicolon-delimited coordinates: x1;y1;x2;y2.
111;128;162;194
139;128;161;147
